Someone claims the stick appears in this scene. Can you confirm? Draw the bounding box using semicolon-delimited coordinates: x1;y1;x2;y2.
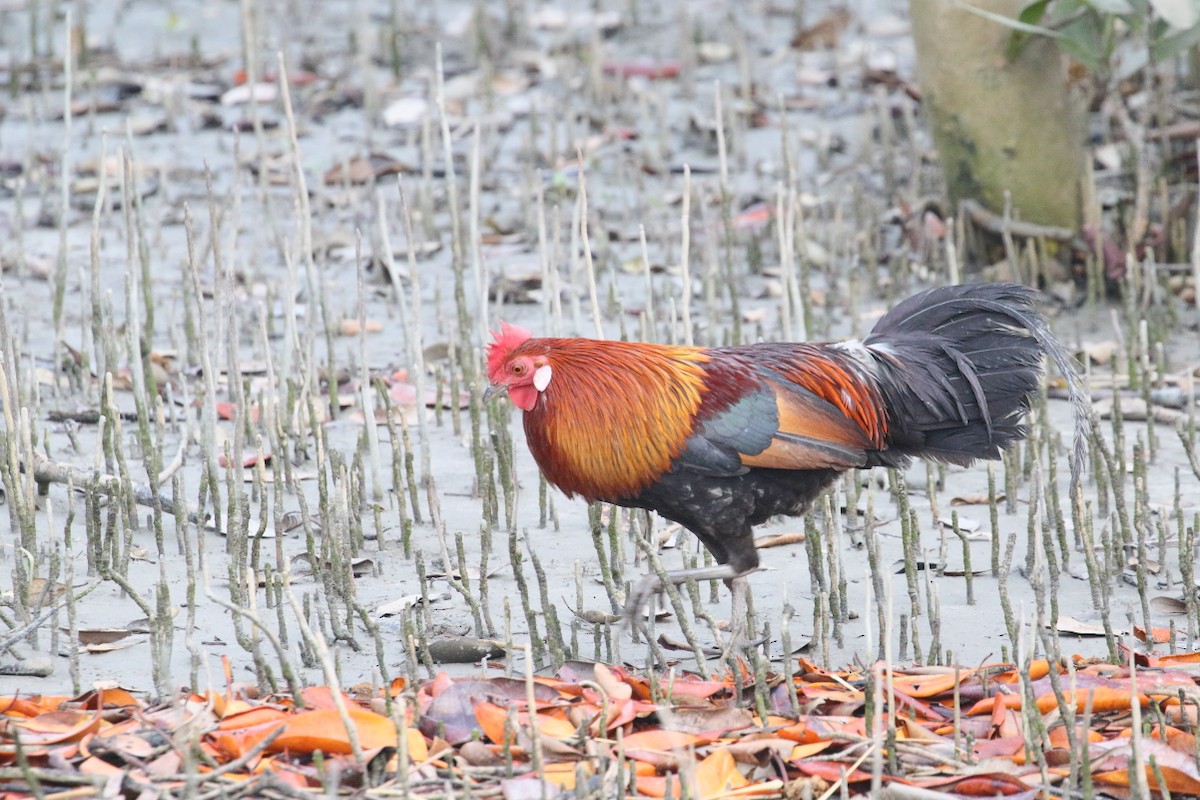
960;198;1082;246
23;449;214;531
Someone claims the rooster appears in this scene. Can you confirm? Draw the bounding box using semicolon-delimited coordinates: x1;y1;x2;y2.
485;283;1085;616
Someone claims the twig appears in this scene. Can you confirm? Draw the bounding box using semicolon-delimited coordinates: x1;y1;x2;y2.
0;580;102;652
960;198;1083;247
0;769;105;789
204;578;304;704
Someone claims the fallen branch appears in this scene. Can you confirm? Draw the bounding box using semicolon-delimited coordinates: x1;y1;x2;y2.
0;768;107;789
755;531;806;549
46;408;140;424
25;447;216;532
960;198;1083;247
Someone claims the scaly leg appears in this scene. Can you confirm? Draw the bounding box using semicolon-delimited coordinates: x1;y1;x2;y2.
624;563;760;622
727;574;750;647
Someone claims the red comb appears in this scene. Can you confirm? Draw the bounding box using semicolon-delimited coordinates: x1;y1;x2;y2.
486;322;534;379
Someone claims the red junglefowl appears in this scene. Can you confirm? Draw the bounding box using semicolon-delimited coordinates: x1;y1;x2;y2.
485;283;1086;616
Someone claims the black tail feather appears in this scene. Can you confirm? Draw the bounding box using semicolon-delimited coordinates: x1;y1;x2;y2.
863;283;1088;487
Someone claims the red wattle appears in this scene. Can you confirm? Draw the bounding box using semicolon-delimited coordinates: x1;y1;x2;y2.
510;385;538;411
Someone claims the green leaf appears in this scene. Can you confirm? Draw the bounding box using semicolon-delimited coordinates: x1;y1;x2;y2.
1019;0;1054;24
1151;21;1200;59
1055;14;1112;73
1008;0;1054;59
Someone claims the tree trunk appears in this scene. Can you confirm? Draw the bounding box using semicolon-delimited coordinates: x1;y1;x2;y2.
911;0;1087;236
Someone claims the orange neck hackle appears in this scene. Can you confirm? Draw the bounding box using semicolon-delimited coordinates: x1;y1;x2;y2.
521;339;710;501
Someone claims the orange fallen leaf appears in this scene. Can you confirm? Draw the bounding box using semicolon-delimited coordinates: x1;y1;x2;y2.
635;774;672;798
0;697;57;717
593;663;634;701
1046;725;1103;748
1094;743;1200;795
474;701;575;745
923;773;1034;796
220;699;257;718
533;711;576;739
427;672;455;697
788;741;832;759
691;753;744;800
542;761;591;790
1134;625;1173;644
634;749;755;800
694;749;749;799
399;727;429;761
664;680;731;700
1035;686;1148;714
620;729;706;767
299;686;344;710
993;660;1052;683
965;693;1022;716
1164;727;1197;754
268;706;397;754
590;696;643;732
991;706;1022;740
474;701;510;745
1146;651;1200;667
74;686;141;709
215;706;290;731
799;686;862;704
209;721;286;760
778;715;865;742
10;709;103;745
622;729;704;752
889;671;968;698
1115;723;1196;752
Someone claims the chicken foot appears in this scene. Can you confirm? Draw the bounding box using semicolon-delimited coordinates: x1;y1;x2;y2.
624;563;760;622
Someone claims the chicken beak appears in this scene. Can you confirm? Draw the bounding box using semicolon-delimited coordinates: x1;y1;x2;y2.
482;383;509;403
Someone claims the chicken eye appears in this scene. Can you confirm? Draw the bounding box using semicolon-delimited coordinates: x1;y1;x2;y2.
511;363;526;375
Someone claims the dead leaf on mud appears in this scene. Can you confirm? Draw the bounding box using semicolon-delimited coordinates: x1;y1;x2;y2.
1054;616;1124;637
83;639;145;655
950;493;1006;505
74;628;140;646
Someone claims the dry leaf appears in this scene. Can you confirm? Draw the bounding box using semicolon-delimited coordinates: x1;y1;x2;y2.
950;493;1006;505
593;663;633;701
1054;616;1119;637
75;628;138;645
1150;596;1188;615
83;639;144;654
1080;340;1118;365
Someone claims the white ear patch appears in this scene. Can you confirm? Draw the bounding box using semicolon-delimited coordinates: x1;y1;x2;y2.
533;364;553;391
